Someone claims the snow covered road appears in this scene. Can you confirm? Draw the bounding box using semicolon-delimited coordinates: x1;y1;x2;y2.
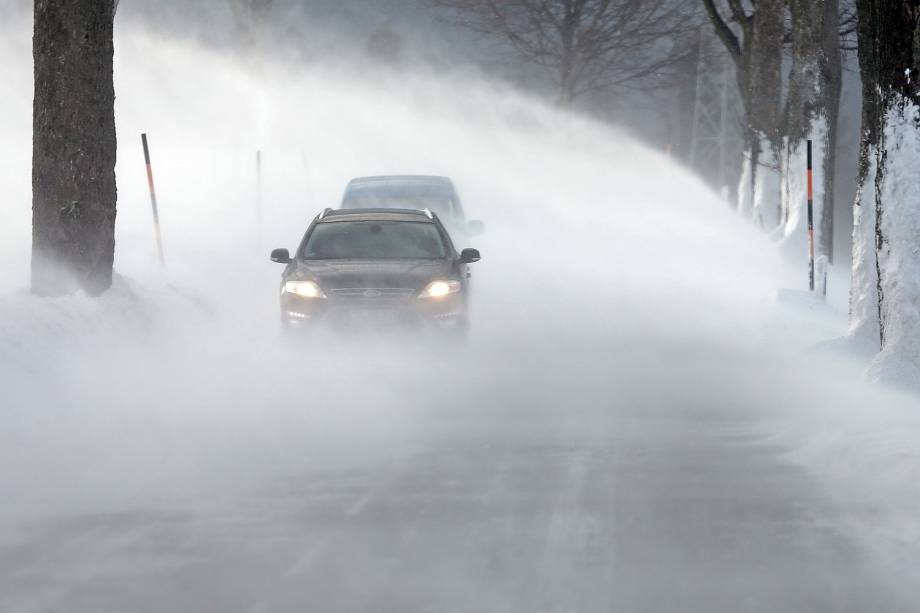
1;338;913;612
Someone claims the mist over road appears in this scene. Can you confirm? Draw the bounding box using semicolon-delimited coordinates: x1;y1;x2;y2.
1;333;910;612
2;17;918;613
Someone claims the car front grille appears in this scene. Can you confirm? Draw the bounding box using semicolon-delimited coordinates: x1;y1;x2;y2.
329;288;416;298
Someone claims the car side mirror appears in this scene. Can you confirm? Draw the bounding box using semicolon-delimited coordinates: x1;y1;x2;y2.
467;220;485;236
270;248;292;264
459;248;481;264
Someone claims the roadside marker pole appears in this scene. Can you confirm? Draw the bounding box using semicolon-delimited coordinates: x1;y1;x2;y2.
256;150;262;220
301;150;314;208
806;139;815;292
256;150;263;244
141;133;165;267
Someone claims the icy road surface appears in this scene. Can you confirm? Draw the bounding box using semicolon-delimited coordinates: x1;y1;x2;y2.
1;327;916;612
0;361;913;613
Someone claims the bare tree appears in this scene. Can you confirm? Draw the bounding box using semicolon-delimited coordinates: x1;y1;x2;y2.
838;0;859;52
781;0;841;264
431;0;698;106
702;0;785;227
366;22;404;67
705;0;857;244
230;0;274;49
32;0;117;296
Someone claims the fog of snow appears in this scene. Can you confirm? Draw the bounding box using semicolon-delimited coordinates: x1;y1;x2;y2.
2;7;920;611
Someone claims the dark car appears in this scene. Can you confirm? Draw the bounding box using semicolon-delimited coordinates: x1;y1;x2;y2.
340;175;484;238
270;208;481;334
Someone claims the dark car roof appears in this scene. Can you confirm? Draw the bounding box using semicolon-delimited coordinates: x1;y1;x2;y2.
318;208;435;223
347;175;453;186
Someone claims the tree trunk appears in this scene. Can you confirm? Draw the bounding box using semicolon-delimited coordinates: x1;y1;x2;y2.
780;0;842;267
737;128;755;216
741;0;785;227
855;0;920;377
557;0;580;107
32;0;117;297
849;0;885;343
848;146;879;342
819;0;842;264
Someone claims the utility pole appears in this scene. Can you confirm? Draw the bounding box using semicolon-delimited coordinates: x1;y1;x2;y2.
688;30;744;197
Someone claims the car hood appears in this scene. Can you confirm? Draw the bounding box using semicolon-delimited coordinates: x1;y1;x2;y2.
291;259;454;290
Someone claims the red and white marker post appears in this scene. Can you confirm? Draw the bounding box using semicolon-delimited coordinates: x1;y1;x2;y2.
141;133;165;267
806;140;815;292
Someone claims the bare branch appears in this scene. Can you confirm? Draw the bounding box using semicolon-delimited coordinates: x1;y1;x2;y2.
429;0;699;104
702;0;742;61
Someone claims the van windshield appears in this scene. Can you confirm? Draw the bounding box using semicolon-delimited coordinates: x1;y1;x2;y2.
342;195;456;221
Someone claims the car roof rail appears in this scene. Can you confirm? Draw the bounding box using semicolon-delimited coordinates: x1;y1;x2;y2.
318;207;333;220
422;208;434;219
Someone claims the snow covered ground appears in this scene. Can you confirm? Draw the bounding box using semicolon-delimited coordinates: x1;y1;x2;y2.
2;12;920;610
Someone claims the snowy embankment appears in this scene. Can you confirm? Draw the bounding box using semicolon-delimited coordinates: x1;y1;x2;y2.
765;287;920;578
763;383;920;579
0;277;207;377
0;279;214;528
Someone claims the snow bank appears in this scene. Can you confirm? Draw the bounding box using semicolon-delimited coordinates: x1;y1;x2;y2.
764;379;920;582
0;276;211;380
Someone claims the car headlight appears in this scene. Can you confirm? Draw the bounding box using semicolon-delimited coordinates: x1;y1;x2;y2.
283;280;326;299
419;280;461;299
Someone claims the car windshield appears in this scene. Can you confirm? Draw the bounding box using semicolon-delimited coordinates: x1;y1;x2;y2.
343;195;456;220
302;220;447;260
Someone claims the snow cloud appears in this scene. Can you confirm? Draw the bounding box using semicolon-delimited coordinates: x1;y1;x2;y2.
1;10;919;602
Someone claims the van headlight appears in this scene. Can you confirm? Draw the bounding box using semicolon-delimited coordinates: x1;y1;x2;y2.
283;280;327;299
419;280;461;299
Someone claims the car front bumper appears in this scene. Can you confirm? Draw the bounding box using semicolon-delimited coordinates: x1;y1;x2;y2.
280;291;467;331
